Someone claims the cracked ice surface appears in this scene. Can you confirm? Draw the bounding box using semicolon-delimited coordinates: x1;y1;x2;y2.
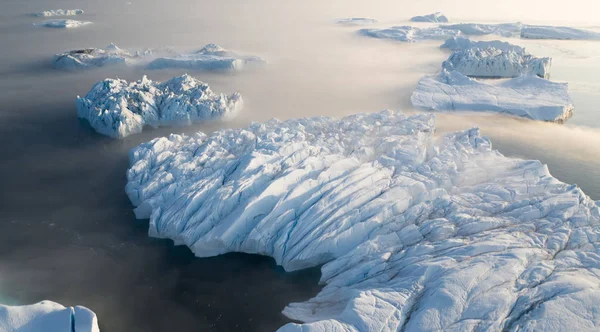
126;110;600;331
35;19;91;28
410;12;449;23
0;301;99;332
441;23;522;37
441;37;525;53
359;26;461;43
336;18;378;26
77;74;242;138
411;70;573;122
33;9;84;17
147;44;265;71
521;25;600;40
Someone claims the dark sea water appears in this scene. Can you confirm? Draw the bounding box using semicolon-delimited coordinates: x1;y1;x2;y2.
1;0;599;331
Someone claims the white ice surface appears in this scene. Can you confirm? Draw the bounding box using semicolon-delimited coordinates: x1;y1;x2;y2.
410;12;449;23
441;23;522;37
147;44;265;71
359;26;461;43
33;9;84;17
442;47;551;78
0;301;99;332
521;25;600;40
77;74;242;138
53;43;140;70
336;18;378;26
441;37;525;53
411;70;572;122
126;110;599;331
35;19;91;28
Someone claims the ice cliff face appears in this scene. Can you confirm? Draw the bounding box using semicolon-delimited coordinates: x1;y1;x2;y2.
359;26;461;43
521;25;600;40
53;44;137;70
441;37;525;53
441;23;522;37
33;9;84;17
411;70;572;122
35;19;91;28
442;47;552;78
147;44;265;71
0;301;99;332
336;18;378;26
410;12;449;23
126;110;599;331
77;74;242;138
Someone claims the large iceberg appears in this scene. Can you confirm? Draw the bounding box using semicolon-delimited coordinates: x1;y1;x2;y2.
411;70;572;122
147;44;265;71
33;9;84;17
442;47;551;78
441;23;522;37
410;12;449;23
359;26;461;43
521;25;600;40
126;110;600;331
440;37;525;53
53;43;139;70
77;74;242;138
336;18;378;26
35;19;91;28
0;301;99;332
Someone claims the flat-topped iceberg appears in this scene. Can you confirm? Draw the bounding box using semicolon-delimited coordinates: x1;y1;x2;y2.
53;43;139;70
35;19;91;28
442;47;551;78
441;23;522;37
77;74;242;138
359;26;461;43
126;110;600;331
34;9;84;17
411;70;572;122
521;25;600;40
441;36;525;52
335;18;378;25
410;12;449;23
0;301;99;332
147;44;265;71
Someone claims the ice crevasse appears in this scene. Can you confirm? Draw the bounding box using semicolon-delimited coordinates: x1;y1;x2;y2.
126;110;600;331
0;301;99;332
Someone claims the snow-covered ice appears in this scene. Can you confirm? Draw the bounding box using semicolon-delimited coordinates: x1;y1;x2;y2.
147;44;265;71
359;26;461;43
412;70;572;122
441;23;522;37
33;9;84;17
442;47;552;78
53;43;138;70
126;110;600;331
410;12;449;23
0;301;99;332
441;37;525;53
336;18;378;25
521;25;600;40
35;19;91;28
77;74;242;138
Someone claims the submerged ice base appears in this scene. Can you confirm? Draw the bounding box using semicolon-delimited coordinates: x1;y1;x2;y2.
147;44;265;71
0;301;99;332
411;70;572;122
127;111;599;331
359;26;461;43
35;19;91;28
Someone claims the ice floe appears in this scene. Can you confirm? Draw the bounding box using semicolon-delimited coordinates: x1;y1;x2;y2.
77;74;242;138
35;19;91;28
126;110;600;331
335;18;378;25
521;25;600;40
411;70;572;122
53;43;140;70
441;23;522;37
359;26;461;43
440;36;525;53
33;9;84;17
147;43;265;71
410;12;449;23
0;301;99;332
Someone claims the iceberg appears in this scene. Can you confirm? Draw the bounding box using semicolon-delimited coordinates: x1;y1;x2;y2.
147;44;265;71
441;23;522;37
442;47;552;78
359;26;461;43
335;18;378;25
35;19;91;28
33;9;84;17
77;74;242;138
53;43;137;70
0;301;99;332
410;12;449;23
440;36;525;53
126;110;600;331
521;25;600;40
411;70;572;122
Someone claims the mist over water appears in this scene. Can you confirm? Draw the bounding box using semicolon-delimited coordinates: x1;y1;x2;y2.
1;0;600;330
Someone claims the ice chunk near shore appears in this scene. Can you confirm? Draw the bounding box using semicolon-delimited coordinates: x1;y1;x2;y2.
410;12;449;23
33;9;84;17
35;19;91;28
53;43;135;70
0;301;99;332
441;22;522;37
412;70;572;122
441;36;525;52
147;44;265;71
359;26;461;43
77;74;242;138
335;18;378;25
442;47;551;78
126;110;600;331
521;25;600;40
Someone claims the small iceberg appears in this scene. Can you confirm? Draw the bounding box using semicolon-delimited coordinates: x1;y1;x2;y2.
33;9;84;17
53;43;139;70
359;26;461;43
441;22;522;37
521;25;600;40
410;12;449;23
147;43;265;71
77;74;243;138
335;18;378;25
35;19;91;28
0;301;99;332
441;36;525;52
411;70;573;122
